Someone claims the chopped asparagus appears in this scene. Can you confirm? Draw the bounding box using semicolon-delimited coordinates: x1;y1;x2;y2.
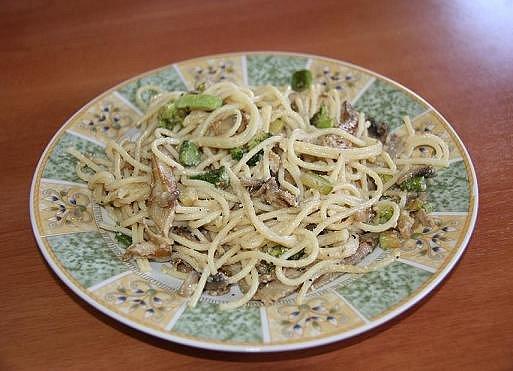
301;172;333;195
190;166;229;188
157;102;187;129
311;105;333;128
115;232;132;247
400;175;427;192
230;147;244;161
291;69;313;92
269;119;285;135
175;94;223;111
179;140;201;167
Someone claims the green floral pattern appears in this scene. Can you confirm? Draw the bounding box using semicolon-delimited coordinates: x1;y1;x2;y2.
117;66;187;111
46;232;128;288
247;55;308;86
355;80;427;130
43;133;105;183
336;262;432;319
427;160;470;212
172;302;262;342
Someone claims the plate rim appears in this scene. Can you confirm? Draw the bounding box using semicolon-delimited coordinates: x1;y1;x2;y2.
29;50;479;352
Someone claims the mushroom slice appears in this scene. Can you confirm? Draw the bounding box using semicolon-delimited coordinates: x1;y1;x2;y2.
122;241;172;262
148;154;179;233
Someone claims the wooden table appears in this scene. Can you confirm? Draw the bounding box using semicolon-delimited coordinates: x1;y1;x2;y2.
1;0;512;369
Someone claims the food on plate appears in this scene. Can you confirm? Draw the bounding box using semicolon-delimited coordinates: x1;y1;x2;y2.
68;69;449;309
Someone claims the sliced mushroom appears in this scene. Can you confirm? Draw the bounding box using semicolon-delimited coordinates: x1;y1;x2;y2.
385;132;404;158
319;134;352;150
342;236;376;265
350;208;374;223
268;150;281;174
414;208;435;229
144;223;173;246
178;271;200;297
397;210;415;239
171;225;196;240
367;117;389;143
339;101;359;134
240;178;265;193
122;241;172;262
205;272;230;296
211;115;236;136
397;165;436;185
252;280;298;305
255;261;275;284
148;154;179;233
241;177;297;207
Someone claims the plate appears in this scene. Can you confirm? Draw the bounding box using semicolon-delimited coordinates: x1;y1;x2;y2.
30;52;478;352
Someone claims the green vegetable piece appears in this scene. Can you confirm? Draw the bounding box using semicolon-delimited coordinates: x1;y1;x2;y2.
157;103;187;129
179;140;201;167
269;119;285;135
258;260;275;275
400;175;427;192
311;105;333;129
248;132;271;150
246;150;263;167
230;147;244;161
379;230;401;249
268;245;287;258
175;94;222;111
376;205;394;224
380;174;393;184
289;249;305;260
115;232;132;248
300;172;333;195
291;69;313;92
190;166;230;188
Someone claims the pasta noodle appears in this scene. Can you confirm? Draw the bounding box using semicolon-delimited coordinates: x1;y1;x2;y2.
69;76;449;310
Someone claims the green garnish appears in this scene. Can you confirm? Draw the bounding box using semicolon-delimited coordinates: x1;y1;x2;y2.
379;230;401;249
311;105;333;129
115;232;132;247
190;166;229;188
267;245;287;258
300;172;333;195
379;174;393;184
157;102;187;129
230;147;244;161
266;245;304;260
269;119;285;135
258;261;275;275
291;69;313;92
175;94;223;111
246;151;263;167
400;175;427;192
247;132;271;150
376;205;394;224
289;249;305;260
230;132;271;166
179;140;201;167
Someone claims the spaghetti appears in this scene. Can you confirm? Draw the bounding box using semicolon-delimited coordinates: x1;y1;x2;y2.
69;73;449;309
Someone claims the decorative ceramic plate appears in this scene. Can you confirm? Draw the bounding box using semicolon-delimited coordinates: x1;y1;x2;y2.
30;52;478;352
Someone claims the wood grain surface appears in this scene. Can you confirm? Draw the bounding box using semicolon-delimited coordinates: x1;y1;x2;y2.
1;0;512;369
